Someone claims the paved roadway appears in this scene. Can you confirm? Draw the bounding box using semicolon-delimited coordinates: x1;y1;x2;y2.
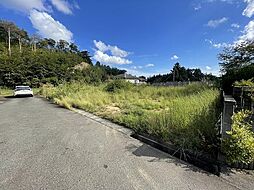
0;97;253;190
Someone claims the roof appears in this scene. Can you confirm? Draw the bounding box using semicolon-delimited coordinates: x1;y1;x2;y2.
116;73;139;80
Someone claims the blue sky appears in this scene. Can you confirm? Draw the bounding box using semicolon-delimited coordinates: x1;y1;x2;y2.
0;0;254;76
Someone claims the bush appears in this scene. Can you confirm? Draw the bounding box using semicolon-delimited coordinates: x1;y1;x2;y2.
233;78;254;87
222;110;254;164
104;80;133;93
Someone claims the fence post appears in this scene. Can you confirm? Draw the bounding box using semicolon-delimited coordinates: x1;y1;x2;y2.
221;95;237;139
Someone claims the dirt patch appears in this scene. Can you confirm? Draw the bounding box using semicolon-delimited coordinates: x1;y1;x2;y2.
97;105;121;116
104;106;121;114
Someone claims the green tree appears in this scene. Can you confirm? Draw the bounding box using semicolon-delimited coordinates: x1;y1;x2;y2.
47;38;56;50
56;39;69;51
219;41;254;93
69;43;78;53
219;41;254;72
78;50;93;65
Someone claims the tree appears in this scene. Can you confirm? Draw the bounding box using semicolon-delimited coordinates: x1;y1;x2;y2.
47;38;56;50
219;41;254;72
69;43;78;53
0;20;29;55
192;68;204;81
78;50;93;65
30;34;41;52
95;61;101;67
147;63;208;83
37;39;49;49
219;41;254;93
56;39;69;51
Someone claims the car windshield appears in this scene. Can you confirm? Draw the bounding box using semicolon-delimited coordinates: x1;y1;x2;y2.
15;87;31;91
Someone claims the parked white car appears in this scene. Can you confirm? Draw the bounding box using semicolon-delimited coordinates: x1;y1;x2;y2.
14;86;33;97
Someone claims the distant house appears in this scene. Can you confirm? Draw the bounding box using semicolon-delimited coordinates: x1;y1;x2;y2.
115;73;145;84
138;76;147;84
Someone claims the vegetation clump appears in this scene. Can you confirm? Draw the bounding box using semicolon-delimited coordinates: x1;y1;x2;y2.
104;80;133;93
222;110;254;165
233;78;254;87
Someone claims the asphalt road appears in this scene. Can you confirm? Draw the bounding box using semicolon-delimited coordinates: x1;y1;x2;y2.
0;97;253;190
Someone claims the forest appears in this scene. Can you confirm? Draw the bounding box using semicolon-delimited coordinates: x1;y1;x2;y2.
0;20;126;87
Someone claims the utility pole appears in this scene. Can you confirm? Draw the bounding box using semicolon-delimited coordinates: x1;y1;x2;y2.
173;69;175;82
8;27;11;56
18;37;22;53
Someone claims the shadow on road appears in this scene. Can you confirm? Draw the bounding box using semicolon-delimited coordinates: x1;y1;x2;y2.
125;143;215;176
4;95;33;99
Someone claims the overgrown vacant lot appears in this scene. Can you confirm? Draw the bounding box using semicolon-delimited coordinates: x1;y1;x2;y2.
40;82;220;153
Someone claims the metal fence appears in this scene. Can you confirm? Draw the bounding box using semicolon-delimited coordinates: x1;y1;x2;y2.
152;81;214;87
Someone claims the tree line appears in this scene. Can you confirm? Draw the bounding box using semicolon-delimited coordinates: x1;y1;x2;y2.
0;20;125;87
147;63;217;84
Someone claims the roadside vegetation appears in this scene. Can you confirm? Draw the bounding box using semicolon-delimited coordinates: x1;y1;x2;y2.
222;110;254;164
40;81;221;154
0;87;12;97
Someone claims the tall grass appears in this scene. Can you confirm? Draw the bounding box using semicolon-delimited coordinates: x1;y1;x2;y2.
40;82;220;153
0;87;12;96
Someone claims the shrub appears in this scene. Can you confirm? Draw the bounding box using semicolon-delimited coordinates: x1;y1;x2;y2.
104;80;132;93
222;110;254;164
233;78;254;87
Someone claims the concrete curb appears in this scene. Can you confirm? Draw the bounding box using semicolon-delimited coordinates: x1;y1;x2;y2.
72;108;133;136
132;133;222;176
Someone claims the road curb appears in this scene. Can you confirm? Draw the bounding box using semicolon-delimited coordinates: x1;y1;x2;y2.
72;108;133;136
131;133;222;176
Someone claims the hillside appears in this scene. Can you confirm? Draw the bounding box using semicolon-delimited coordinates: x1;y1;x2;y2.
0;20;126;87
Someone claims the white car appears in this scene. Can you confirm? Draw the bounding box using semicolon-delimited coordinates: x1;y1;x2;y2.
14;86;33;97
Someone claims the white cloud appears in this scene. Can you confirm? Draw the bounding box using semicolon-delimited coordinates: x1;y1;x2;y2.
231;23;240;28
93;50;132;65
205;39;230;48
194;4;202;11
237;20;254;42
94;40;130;58
145;64;155;67
93;40;132;65
0;0;47;13
206;66;212;70
204;0;239;4
50;0;73;15
207;17;228;28
118;67;153;77
29;9;73;42
171;55;179;60
0;0;75;42
243;0;254;17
